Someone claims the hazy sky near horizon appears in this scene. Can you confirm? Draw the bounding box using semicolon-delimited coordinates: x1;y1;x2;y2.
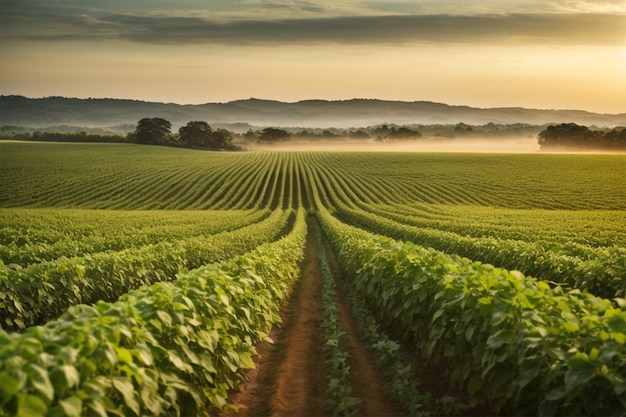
1;0;625;113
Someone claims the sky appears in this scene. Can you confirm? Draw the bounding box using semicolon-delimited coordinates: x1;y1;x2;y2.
1;0;625;114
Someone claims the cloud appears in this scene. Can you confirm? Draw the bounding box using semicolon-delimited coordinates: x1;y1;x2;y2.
3;10;625;46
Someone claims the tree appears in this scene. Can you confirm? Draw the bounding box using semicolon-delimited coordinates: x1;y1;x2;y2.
349;130;370;139
538;123;595;149
537;123;626;150
178;121;213;147
601;127;626;149
258;127;290;143
244;129;257;142
178;122;233;149
211;129;234;149
387;127;422;140
130;118;171;144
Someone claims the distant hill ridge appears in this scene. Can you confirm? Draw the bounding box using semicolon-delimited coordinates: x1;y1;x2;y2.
1;95;624;129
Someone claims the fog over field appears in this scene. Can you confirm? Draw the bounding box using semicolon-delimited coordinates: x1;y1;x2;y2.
247;137;541;153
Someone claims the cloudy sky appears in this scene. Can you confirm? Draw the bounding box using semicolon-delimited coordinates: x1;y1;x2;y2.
1;0;625;113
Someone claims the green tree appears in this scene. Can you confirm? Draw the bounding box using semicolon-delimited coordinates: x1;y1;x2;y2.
349;130;370;139
258;127;290;143
538;123;596;149
130;118;172;144
211;129;234;149
244;129;257;142
178;121;212;147
601;127;626;149
387;127;422;140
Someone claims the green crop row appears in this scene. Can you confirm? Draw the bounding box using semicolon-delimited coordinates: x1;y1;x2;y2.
0;208;307;417
3;145;626;211
336;205;626;299
317;232;360;417
0;145;306;211
319;207;626;417
378;203;626;248
0;209;289;331
0;209;263;267
306;152;626;210
339;260;466;417
305;159;625;299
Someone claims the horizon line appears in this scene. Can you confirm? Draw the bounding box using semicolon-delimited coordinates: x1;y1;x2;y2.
2;94;624;115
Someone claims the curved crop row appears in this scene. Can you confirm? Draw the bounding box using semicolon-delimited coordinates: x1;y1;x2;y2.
0;209;291;331
0;209;307;417
335;253;466;417
301;157;625;298
365;203;626;248
0;209;264;267
318;207;626;417
0;144;290;210
305;152;626;210
337;205;626;298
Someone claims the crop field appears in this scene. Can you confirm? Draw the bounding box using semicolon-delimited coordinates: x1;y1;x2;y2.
1;141;625;417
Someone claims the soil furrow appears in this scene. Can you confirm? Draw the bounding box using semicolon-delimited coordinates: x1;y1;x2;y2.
227;217;405;416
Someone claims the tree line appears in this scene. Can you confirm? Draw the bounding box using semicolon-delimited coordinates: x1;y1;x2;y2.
129;118;241;150
538;123;626;150
7;131;127;143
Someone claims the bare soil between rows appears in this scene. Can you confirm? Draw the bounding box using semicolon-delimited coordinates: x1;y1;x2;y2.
225;217;403;416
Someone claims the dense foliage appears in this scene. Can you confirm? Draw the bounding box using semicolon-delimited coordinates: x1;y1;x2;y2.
319;206;626;416
538;123;626;150
0;210;291;331
0;209;307;416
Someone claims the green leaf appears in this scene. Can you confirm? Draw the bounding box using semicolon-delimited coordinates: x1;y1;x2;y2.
565;353;596;393
133;344;154;366
112;378;140;415
0;372;21;396
156;310;172;326
545;386;565;401
59;397;83;417
26;364;54;403
197;329;219;352
238;351;255;369
85;397;109;417
115;347;133;365
468;375;483;394
538;399;558;417
168;351;188;372
219;293;230;306
17;394;48;417
58;365;80;390
50;359;80;397
486;329;513;349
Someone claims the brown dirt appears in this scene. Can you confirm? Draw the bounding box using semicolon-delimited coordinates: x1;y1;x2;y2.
334;288;407;417
226;218;406;417
226;218;328;417
323;235;406;417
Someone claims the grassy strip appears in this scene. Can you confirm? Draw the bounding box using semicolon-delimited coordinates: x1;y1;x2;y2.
317;232;360;417
0;209;307;417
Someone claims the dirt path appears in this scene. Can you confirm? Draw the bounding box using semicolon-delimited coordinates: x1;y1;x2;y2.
226;218;404;417
324;236;406;417
227;218;328;417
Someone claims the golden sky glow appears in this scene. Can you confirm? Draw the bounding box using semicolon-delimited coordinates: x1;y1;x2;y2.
1;0;625;113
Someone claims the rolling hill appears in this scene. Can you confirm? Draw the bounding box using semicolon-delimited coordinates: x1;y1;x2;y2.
1;95;624;129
